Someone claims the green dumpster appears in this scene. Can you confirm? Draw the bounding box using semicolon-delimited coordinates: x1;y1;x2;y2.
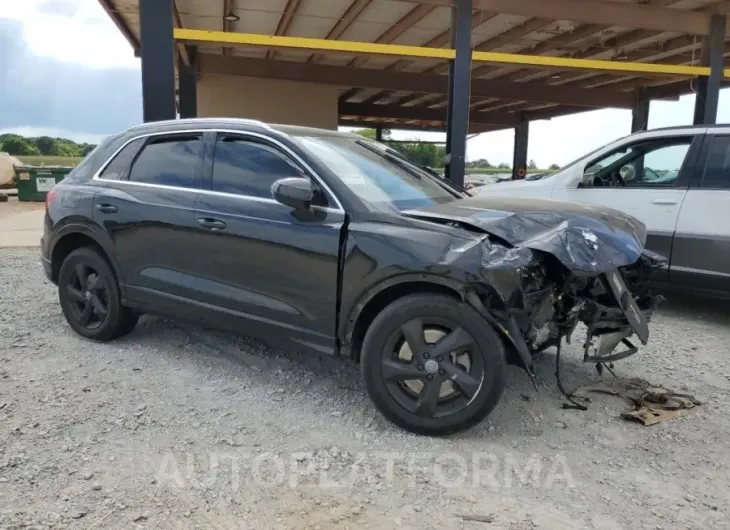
15;166;73;202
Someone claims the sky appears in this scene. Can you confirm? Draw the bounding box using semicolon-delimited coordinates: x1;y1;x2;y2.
1;0;730;167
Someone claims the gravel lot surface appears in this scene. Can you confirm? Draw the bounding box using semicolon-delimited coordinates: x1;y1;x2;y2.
2;248;730;529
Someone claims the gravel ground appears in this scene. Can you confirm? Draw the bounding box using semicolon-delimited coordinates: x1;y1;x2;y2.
2;248;730;529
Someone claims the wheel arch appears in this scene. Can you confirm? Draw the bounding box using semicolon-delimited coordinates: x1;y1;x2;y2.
50;225;123;289
342;274;465;362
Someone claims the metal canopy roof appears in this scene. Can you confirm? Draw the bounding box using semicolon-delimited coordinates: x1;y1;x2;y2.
101;0;730;133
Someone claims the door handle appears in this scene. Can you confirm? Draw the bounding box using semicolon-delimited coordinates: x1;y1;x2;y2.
651;199;677;205
197;217;227;230
96;203;118;214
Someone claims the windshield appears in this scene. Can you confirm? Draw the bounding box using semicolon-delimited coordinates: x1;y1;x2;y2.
555;133;633;173
297;136;464;211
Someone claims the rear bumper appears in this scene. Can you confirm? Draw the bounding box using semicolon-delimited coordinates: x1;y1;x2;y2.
41;254;54;284
40;224;55;284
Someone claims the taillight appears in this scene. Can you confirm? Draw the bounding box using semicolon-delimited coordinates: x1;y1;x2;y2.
45;189;57;209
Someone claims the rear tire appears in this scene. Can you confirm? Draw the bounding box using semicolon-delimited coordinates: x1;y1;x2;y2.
58;247;138;341
361;294;506;436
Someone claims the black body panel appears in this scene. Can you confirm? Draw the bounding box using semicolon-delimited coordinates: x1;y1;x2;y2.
41;118;665;363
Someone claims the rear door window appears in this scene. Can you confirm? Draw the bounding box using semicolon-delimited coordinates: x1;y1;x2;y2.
98;138;144;180
129;134;203;189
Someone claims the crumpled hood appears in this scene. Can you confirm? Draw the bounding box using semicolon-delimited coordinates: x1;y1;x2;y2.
406;195;651;273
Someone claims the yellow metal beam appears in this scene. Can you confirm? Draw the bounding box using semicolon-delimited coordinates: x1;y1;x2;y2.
174;29;729;78
470;51;714;77
175;29;454;59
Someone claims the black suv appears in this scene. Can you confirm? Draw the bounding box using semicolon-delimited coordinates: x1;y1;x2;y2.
42;118;663;435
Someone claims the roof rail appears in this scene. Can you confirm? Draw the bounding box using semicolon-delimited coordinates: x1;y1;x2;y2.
126;117;272;131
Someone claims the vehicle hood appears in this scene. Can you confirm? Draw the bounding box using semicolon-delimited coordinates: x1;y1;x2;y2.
405;195;650;273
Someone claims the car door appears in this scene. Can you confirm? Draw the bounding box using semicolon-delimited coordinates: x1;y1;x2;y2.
92;131;208;311
190;132;345;353
672;132;730;293
554;135;699;279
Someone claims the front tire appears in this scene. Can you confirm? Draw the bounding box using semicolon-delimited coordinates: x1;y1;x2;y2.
361;294;507;436
58;247;138;341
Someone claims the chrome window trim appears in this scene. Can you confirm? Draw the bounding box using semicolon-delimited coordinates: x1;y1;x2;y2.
91;128;345;213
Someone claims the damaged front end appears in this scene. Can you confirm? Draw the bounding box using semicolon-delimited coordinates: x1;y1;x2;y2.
465;244;665;378
409;202;667;390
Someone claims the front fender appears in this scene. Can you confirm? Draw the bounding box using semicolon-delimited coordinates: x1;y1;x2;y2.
339;272;467;348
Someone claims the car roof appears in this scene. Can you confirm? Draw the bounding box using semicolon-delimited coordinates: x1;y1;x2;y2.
642;123;730;134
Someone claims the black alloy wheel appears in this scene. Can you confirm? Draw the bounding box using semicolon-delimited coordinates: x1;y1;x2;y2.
65;262;109;331
58;247;139;341
361;294;507;436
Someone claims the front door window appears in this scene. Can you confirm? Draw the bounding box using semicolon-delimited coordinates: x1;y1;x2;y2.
583;138;692;189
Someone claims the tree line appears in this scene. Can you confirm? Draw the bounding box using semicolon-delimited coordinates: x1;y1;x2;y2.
355;129;558;170
0;134;96;157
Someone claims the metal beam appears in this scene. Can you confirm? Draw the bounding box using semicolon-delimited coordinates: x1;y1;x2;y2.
350;4;437;68
221;0;235;56
512;121;529;180
340;103;514;125
139;0;176;122
694;14;726;125
339;119;502;134
390;11;496;72
308;0;372;63
176;29;723;77
445;0;472;188
575;44;730;93
197;54;638;108
411;0;713;35
172;1;189;66
469;22;605;82
646;78;730;100
98;0;140;55
356;11;498;104
178;46;197;119
498;1;723;87
429;17;554;76
631;91;650;133
341;102;593;126
268;0;303;60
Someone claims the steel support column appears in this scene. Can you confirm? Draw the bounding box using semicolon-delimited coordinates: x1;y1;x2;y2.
631;91;650;132
512;121;529;180
693;13;725;125
444;0;472;188
375;126;383;142
178;46;198;119
139;0;176;122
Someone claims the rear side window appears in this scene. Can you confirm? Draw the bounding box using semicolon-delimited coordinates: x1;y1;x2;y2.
700;135;730;189
98;138;144;180
212;136;303;199
129;134;203;188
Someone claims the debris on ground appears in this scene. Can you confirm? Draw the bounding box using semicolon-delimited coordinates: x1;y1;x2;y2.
573;377;702;425
457;513;496;523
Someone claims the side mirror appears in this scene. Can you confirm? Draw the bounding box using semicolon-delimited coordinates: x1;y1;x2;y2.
272;177;313;210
